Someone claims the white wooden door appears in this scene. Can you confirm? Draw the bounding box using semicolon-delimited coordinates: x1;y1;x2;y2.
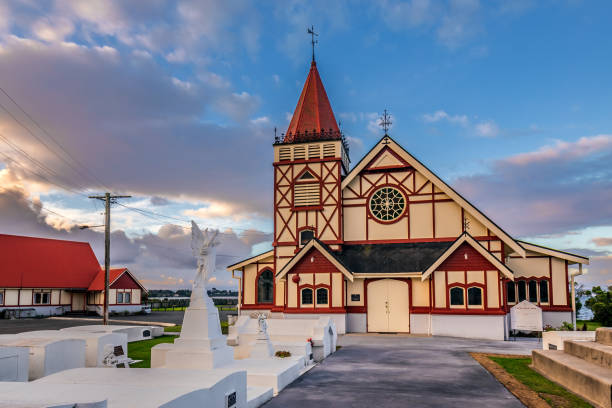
388;280;410;332
367;279;410;333
367;279;389;332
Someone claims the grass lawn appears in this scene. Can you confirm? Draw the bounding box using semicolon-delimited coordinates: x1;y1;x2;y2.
576;320;602;331
127;335;176;368
488;356;592;408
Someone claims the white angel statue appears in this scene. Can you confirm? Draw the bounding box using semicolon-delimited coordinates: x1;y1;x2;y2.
190;221;220;297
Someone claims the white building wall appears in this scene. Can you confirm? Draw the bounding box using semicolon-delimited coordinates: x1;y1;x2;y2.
409;314;430;335
346;313;366;333
431;314;505;340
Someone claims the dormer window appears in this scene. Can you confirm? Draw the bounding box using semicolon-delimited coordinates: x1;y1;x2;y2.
294;170;320;207
300;229;315;246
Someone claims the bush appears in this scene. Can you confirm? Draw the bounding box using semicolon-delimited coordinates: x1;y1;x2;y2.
275;351;291;358
585;286;612;326
559;321;574;331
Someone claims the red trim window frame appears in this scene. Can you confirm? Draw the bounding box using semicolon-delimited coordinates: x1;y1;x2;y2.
447;282;486;310
255;268;275;305
506;277;551;307
33;289;52;305
297;226;317;247
366;184;408;225
298;283;331;308
116;289;133;305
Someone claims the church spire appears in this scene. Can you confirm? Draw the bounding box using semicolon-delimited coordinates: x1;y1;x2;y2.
284;58;341;143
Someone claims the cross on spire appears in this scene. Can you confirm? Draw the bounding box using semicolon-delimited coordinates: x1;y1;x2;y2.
307;25;318;63
379;109;392;134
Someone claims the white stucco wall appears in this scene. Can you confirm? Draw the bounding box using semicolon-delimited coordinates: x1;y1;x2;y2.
346;313;366;333
281;313;346;334
431;314;506;340
409;314;430;335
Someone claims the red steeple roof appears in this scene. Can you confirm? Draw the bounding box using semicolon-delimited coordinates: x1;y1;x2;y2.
285;61;340;143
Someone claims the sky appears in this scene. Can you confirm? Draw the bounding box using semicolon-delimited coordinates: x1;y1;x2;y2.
0;0;610;290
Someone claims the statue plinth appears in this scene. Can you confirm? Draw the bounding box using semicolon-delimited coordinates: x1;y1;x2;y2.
151;222;233;369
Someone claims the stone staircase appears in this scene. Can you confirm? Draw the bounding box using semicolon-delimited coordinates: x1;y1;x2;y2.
532;327;612;408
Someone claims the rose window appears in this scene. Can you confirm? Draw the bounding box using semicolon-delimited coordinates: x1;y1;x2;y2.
369;187;406;222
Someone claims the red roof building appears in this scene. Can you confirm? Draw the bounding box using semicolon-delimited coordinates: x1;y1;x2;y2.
0;234;146;318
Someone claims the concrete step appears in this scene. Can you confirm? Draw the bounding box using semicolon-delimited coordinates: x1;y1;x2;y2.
532;349;612;408
597;327;612;346
565;339;612;369
247;386;273;408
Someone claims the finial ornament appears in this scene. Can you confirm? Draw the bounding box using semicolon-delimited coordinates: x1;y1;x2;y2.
307;25;318;62
379;109;392;135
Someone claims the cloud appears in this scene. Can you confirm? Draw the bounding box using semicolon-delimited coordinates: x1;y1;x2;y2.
0;186;270;289
0;36;273;217
593;238;612;247
422;110;499;137
474;120;499;137
32;17;74;43
423;110;468;126
452;134;612;237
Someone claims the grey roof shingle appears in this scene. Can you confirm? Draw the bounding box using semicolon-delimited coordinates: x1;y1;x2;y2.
336;242;454;274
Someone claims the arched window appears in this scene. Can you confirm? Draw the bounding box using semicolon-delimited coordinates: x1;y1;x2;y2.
517;281;526;302
506;281;516;304
528;280;538;303
539;281;549;303
300;229;315;246
257;270;274;304
301;288;313;305
450;287;464;306
316;288;328;305
467;287;483;306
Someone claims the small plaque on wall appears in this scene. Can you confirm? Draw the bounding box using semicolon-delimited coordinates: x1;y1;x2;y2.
351;294;360;301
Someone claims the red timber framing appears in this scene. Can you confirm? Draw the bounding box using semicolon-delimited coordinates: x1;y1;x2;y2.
273;156;343;248
237;256;276;311
423;240;508;315
505;254;572;312
283;246;346;314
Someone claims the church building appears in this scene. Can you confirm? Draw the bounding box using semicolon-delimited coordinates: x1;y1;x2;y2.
227;57;589;340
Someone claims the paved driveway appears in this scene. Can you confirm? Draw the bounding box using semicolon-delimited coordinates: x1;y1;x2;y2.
264;334;537;408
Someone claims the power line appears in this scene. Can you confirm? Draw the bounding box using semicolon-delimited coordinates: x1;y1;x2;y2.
0;132;90;195
0;150;88;197
115;203;273;236
0;91;113;192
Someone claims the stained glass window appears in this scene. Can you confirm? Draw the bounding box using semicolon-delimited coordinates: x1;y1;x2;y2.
257;270;274;303
468;287;482;306
528;280;538;303
369;187;406;222
539;281;549;303
506;281;516;303
316;288;328;305
450;287;464;306
301;288;313;305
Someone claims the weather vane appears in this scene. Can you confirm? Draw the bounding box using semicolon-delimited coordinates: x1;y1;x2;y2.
379;109;392;135
307;25;318;62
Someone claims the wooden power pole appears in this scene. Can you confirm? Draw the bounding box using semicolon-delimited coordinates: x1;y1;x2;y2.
89;193;131;325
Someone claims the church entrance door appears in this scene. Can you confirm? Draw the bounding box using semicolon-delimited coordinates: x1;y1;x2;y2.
367;279;410;333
